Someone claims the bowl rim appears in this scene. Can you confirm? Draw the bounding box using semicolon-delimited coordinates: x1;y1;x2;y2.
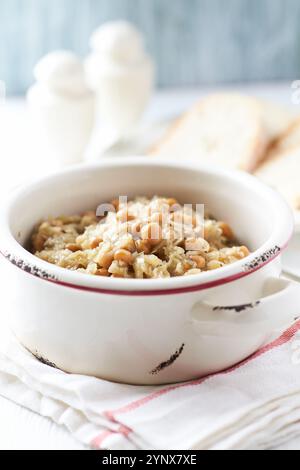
0;157;294;296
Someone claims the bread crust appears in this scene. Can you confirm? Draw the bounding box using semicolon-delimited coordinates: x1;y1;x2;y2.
268;117;300;155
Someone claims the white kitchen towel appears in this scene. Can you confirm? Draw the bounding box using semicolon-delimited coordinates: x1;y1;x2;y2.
1;321;300;450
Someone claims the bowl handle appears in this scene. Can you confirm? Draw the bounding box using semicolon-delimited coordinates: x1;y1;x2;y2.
190;278;300;336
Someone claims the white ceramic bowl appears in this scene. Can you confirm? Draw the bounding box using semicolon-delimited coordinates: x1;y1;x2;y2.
0;158;299;385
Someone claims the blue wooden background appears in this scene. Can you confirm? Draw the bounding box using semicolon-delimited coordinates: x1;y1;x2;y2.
1;0;300;95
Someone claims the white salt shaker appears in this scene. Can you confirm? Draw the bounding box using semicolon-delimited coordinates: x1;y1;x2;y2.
85;21;155;159
27;51;95;166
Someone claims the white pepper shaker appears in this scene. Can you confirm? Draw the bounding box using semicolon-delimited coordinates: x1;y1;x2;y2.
85;21;155;160
27;51;95;166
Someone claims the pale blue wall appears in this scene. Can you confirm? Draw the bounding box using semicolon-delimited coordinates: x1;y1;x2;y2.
1;0;300;95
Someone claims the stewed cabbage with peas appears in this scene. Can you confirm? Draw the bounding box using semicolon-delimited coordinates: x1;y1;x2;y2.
31;196;250;279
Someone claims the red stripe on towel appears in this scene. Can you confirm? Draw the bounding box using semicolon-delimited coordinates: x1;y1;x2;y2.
91;320;300;448
91;424;131;449
91;430;115;448
106;320;300;420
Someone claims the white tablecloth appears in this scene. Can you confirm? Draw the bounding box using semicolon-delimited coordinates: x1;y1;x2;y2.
0;83;300;450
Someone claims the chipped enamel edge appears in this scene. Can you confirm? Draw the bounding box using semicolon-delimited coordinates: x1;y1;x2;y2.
150;343;185;375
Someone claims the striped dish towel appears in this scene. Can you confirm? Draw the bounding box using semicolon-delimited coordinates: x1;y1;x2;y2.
0;321;300;450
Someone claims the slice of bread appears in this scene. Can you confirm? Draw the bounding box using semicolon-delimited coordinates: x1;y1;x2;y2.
255;146;300;210
149;94;267;172
149;93;294;172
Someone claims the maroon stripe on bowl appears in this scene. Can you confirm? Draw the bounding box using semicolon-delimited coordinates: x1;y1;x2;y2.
0;242;285;296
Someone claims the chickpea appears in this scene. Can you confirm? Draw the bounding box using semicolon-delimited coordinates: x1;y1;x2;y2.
207;260;223;270
141;222;162;246
184;268;202;276
96;268;110;277
90;237;102;249
166;198;178;207
183;260;193;272
219;222;234;240
97;251;114;269
185;237;210;252
239;246;250;258
33;233;46;252
189;255;206;269
50;219;63;227
66;243;81;252
130;221;141;236
114;249;134;265
108;260;130;278
204;227;210;240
